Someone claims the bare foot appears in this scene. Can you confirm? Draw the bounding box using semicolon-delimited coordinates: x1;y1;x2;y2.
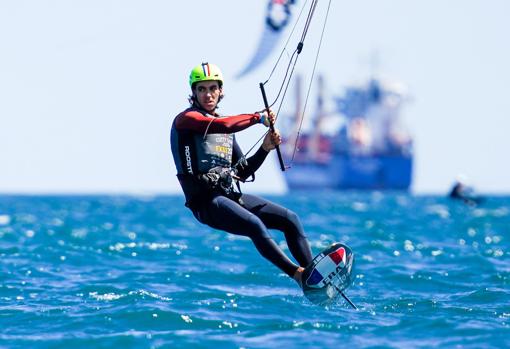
293;267;305;288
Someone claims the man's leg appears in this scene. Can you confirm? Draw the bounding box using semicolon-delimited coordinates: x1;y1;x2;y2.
197;195;299;277
239;194;313;268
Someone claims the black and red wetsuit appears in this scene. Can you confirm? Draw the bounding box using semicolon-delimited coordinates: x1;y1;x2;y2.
170;105;312;277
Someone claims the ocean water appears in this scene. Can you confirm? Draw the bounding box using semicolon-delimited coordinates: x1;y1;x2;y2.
0;193;509;349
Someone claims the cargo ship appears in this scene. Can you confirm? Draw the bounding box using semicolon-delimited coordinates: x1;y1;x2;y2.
280;75;413;190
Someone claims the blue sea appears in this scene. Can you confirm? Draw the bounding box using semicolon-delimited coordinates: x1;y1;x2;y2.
0;193;509;348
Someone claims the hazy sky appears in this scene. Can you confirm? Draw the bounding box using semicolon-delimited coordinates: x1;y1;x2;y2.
1;0;509;194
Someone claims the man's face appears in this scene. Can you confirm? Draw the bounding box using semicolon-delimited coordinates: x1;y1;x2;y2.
194;80;222;113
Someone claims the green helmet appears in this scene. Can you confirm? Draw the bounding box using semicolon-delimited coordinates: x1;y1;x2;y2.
189;62;223;88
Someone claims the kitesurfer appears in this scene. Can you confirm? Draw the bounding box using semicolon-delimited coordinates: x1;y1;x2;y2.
448;179;483;206
170;62;313;285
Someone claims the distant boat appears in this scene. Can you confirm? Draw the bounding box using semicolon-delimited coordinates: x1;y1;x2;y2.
281;75;413;190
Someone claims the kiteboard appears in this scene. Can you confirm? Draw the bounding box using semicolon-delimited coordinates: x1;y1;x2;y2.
301;242;357;308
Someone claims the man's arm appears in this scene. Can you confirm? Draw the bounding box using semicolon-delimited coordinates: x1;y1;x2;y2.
175;110;262;134
233;138;269;180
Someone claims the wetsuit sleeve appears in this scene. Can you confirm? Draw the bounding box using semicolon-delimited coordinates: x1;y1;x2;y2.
175;110;262;134
233;138;269;180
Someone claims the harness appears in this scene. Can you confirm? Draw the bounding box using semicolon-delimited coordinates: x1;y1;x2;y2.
198;159;254;205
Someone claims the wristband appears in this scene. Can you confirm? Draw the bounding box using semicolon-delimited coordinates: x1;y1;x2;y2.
258;112;266;124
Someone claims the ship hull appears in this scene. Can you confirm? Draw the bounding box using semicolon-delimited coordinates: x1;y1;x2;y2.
283;155;413;190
